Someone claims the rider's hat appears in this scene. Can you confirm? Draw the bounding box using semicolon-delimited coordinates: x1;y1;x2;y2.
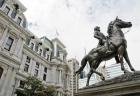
94;26;100;31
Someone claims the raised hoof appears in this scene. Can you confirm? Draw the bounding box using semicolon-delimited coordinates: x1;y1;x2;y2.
101;76;105;81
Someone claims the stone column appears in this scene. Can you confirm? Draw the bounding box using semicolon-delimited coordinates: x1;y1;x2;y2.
19;54;26;71
0;67;13;96
59;70;61;84
40;64;44;81
28;58;34;74
0;27;8;48
51;65;57;84
5;68;16;96
54;42;57;57
14;37;23;57
0;65;8;92
30;60;35;76
46;68;51;83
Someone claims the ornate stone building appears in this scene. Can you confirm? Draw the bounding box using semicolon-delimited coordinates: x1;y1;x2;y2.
0;0;71;96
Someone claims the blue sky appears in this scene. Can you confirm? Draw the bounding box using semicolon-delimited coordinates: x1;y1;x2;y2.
21;0;140;70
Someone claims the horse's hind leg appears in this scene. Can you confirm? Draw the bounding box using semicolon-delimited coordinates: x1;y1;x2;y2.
123;49;135;72
86;69;93;86
93;69;105;81
86;59;100;86
115;56;120;63
92;60;105;80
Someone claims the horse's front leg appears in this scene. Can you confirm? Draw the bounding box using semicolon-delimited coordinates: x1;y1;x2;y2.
75;56;88;75
123;49;135;72
118;45;127;73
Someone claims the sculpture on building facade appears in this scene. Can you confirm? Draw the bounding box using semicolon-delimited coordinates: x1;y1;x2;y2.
75;17;136;86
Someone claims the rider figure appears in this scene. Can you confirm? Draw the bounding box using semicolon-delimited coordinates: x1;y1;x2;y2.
94;26;111;54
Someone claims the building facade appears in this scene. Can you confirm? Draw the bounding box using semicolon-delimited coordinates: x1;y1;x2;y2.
105;63;129;79
68;58;79;96
0;0;71;96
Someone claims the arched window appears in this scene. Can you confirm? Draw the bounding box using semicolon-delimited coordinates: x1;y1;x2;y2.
0;67;3;79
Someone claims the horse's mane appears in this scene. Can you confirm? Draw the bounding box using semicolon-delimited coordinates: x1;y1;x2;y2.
107;21;114;37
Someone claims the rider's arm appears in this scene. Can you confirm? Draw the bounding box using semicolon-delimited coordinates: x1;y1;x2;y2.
94;31;102;40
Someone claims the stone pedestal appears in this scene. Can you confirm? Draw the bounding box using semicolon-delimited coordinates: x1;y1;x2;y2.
75;72;140;96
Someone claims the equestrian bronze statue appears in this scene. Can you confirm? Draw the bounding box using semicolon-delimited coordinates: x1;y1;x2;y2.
75;17;135;86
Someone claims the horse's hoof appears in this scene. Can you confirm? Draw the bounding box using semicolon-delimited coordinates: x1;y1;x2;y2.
101;76;105;81
86;84;89;87
124;70;130;74
131;68;136;72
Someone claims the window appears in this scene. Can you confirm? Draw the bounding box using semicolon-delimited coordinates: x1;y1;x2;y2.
57;50;60;57
4;37;14;51
35;43;39;52
43;74;46;81
39;49;42;56
19;80;25;88
4;6;10;14
34;69;38;77
11;10;17;19
0;0;4;7
24;64;29;72
17;17;22;25
30;43;34;50
0;67;3;79
47;55;50;61
36;62;39;68
26;56;31;63
43;49;46;57
44;67;47;73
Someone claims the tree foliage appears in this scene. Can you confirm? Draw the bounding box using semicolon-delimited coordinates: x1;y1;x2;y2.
15;76;56;96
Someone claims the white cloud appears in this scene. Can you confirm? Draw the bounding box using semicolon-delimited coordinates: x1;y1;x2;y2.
21;0;140;70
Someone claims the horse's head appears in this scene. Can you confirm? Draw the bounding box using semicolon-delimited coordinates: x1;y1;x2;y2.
113;17;132;28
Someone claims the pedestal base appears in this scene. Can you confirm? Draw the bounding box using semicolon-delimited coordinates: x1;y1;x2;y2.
75;71;140;96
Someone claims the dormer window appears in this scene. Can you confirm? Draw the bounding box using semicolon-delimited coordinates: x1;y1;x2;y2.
17;17;22;25
30;42;34;50
36;62;40;68
26;56;31;63
4;6;10;15
39;49;42;56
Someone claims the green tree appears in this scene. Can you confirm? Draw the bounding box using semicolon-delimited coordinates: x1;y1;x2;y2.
15;76;56;96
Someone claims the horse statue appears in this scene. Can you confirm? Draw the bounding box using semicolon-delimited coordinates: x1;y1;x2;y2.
75;17;135;86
